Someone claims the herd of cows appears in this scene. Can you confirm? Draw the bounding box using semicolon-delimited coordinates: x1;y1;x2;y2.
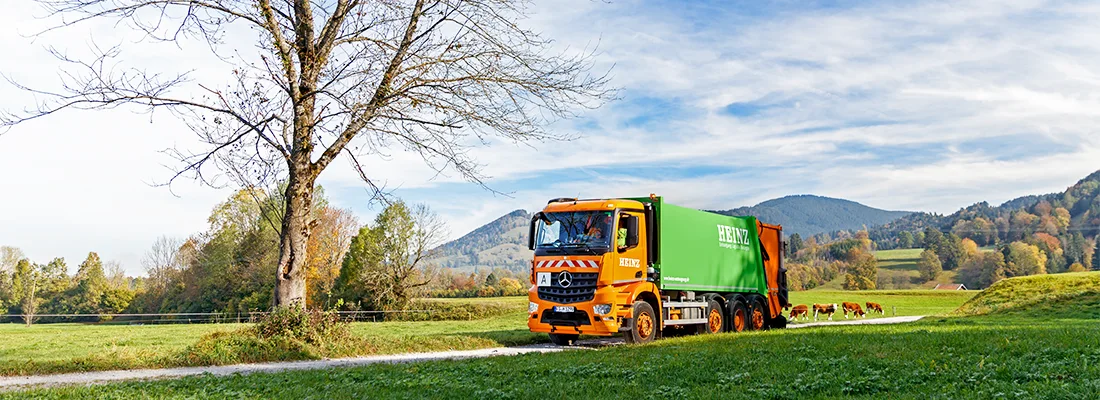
785;302;886;321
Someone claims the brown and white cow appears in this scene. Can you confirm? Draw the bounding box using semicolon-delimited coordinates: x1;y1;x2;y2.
812;303;837;321
841;302;865;318
787;304;809;321
866;302;885;315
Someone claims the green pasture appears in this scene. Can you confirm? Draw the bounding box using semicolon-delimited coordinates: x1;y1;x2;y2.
14;272;1098;399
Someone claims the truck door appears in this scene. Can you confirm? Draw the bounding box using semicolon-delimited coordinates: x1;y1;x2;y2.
612;211;647;286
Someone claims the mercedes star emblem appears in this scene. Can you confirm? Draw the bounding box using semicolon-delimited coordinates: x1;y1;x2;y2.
558;271;573;288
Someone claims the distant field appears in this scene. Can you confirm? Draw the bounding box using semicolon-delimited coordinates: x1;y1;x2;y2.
789;290;975;319
812;248;964;290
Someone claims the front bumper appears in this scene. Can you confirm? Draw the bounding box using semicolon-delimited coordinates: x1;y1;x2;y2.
528;297;622;336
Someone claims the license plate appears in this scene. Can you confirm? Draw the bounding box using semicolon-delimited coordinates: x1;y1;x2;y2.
553;306;575;313
536;272;552;287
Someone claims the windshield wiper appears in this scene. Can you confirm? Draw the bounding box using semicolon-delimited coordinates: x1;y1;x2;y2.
563;242;601;255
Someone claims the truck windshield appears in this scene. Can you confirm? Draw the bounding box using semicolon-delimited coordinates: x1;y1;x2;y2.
534;211;614;254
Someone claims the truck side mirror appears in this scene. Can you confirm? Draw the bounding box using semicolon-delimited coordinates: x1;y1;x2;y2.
528;213;542;250
624;215;639;249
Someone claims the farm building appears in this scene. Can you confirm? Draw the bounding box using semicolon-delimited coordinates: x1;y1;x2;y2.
933;283;967;290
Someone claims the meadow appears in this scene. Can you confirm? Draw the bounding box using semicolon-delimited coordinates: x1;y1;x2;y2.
12;272;1099;399
0;290;972;377
0;298;538;376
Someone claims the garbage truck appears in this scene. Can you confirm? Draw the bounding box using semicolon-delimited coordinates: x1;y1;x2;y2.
526;195;789;345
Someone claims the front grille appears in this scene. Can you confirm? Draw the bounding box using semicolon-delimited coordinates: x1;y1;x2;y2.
540;310;591;326
537;272;598;304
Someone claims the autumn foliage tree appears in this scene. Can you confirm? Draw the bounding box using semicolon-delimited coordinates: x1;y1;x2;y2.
842;247;877;290
3;0;613;309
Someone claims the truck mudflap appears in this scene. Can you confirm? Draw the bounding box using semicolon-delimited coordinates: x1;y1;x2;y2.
617;318;633;332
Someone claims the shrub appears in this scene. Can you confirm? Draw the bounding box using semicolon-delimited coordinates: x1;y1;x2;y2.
252;307;351;345
182;307;358;365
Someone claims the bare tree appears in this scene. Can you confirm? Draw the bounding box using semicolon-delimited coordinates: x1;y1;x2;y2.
2;0;613;308
0;247;24;274
142;236;185;292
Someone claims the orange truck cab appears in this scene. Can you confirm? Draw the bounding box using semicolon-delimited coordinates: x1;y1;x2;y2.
526;196;789;345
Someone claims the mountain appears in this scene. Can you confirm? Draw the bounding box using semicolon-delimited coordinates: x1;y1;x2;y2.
872;169;1100;248
713;195;913;237
432;209;533;273
432;195;915;271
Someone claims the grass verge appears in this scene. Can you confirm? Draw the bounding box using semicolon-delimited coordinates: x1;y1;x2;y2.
11;314;1099;399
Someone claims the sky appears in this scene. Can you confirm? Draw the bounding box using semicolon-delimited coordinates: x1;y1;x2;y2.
2;0;1100;275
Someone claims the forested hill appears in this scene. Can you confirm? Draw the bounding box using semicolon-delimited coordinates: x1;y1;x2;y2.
871;169;1100;248
431;209;533;272
713;195;913;237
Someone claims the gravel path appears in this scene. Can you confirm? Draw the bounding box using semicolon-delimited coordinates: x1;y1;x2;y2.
1;315;925;391
0;345;568;392
786;315;925;328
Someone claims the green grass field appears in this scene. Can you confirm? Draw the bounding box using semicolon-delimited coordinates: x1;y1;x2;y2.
16;272;1100;399
0;290;977;376
0;310;539;376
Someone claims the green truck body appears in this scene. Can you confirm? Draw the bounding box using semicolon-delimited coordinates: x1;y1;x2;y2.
629;197;767;296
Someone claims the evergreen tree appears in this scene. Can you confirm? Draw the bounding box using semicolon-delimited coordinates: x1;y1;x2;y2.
939;234;964;270
923;228;943;250
788;233;803;256
1093;239;1100;271
70;252;108;314
917;249;942;282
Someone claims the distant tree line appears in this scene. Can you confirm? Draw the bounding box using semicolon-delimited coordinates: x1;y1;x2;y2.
1;186;461;323
784;231;878;291
1;247;139;325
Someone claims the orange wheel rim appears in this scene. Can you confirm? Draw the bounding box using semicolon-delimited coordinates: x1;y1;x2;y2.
638;312;654;339
752;309;764;329
734;309;746;331
708;309;722;333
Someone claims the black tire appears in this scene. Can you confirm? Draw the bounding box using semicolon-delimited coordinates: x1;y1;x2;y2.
698;299;725;334
728;299;748;333
548;333;579;346
770;315;788;329
625;301;657;344
749;297;767;331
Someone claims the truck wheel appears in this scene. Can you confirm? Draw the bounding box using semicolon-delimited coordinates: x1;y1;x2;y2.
548;333;579;346
729;299;748;333
749;298;767;331
625;301;657;344
699;299;724;334
769;315;788;329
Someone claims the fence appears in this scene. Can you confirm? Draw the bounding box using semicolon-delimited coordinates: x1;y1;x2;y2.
0;310;440;325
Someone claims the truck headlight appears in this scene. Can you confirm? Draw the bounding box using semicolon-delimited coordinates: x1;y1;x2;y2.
593;304;612;315
529;302;539;314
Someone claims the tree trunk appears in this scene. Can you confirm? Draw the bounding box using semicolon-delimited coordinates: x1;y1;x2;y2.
274;166;315;309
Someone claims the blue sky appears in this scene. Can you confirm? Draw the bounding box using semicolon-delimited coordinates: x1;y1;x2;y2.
3;0;1100;275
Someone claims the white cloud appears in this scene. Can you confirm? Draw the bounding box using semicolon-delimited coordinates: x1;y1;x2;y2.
4;0;1100;274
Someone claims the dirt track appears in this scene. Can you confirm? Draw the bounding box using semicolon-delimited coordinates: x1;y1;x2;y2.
0;315;924;391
